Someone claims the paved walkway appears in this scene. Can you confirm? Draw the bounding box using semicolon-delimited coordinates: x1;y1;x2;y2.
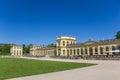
8;57;120;80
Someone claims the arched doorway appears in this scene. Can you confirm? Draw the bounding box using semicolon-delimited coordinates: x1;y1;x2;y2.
58;49;61;56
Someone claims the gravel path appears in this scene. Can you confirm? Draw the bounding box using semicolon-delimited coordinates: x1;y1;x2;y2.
8;57;120;80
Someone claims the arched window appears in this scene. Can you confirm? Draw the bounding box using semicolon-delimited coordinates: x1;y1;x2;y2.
112;46;116;50
58;49;61;56
89;47;93;55
70;49;72;55
118;45;120;54
81;48;84;55
119;45;120;50
106;46;109;51
100;47;103;54
77;49;79;55
63;50;65;55
85;48;87;54
112;46;116;55
106;46;109;55
67;50;69;56
95;47;98;54
63;41;65;46
74;49;76;56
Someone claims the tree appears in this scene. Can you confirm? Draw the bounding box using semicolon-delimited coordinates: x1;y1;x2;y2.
26;44;33;53
22;44;33;54
47;43;56;47
116;31;120;39
0;44;11;55
23;44;26;54
0;46;2;55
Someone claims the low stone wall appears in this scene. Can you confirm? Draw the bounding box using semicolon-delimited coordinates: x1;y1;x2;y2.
54;55;120;60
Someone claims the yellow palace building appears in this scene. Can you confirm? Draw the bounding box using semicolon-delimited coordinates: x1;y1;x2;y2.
56;36;120;57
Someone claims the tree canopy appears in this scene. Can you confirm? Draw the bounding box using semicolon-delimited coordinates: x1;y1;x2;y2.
23;44;32;54
0;44;11;55
116;31;120;39
47;43;56;47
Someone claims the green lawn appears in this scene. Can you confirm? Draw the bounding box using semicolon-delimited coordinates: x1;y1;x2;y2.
0;58;95;80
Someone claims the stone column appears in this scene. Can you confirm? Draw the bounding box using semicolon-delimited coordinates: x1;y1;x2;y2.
72;48;74;56
87;47;90;56
79;48;81;55
109;46;112;55
64;49;67;56
97;46;100;55
92;47;95;55
103;46;106;55
60;49;63;56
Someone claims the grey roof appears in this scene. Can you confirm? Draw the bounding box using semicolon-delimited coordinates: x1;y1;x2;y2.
67;39;120;47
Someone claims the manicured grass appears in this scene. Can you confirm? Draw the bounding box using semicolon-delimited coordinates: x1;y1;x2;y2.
0;58;95;80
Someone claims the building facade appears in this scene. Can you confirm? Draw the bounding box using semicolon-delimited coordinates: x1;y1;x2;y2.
30;45;55;56
30;45;44;56
56;36;76;56
11;45;23;56
56;36;120;57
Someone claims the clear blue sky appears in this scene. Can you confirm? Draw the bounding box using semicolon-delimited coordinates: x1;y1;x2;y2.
0;0;120;45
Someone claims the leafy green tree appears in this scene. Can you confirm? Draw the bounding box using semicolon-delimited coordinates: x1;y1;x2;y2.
116;31;120;39
47;43;56;47
26;44;32;53
0;46;2;55
0;44;11;55
23;44;26;54
23;44;33;54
